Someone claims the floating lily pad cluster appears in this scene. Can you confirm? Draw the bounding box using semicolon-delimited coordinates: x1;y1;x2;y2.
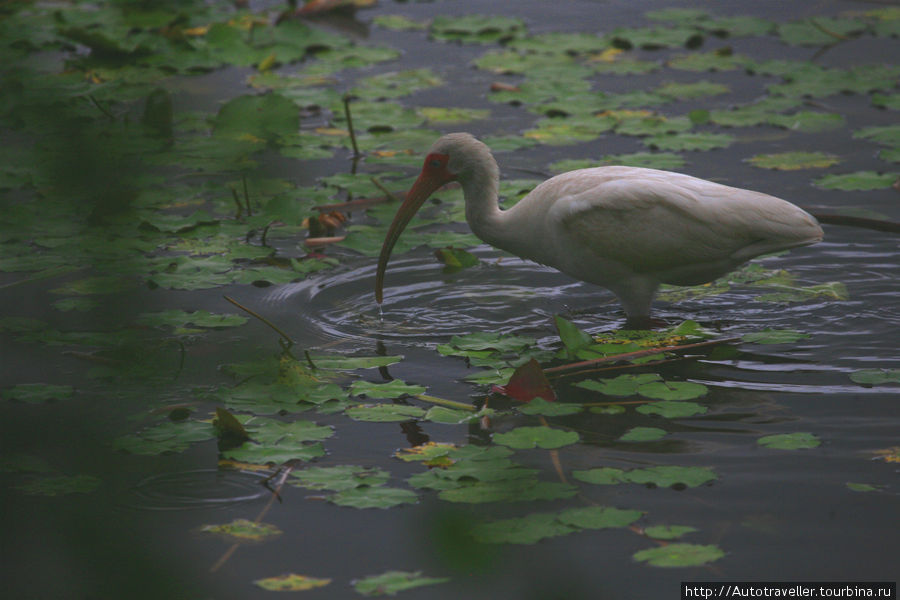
2;1;895;593
455;9;900;185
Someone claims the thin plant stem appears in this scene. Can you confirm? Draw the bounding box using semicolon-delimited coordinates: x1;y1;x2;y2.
223;295;294;347
371;176;403;204
343;94;360;158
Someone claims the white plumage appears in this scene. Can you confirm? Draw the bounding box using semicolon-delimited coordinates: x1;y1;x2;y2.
375;132;823;326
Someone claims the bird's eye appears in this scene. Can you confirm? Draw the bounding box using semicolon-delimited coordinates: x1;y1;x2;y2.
429;159;442;168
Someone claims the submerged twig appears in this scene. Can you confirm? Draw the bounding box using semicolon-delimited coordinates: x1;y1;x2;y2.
544;337;740;376
415;393;477;412
223;295;294;347
343;94;360;158
371;176;403;204
539;415;570;485
808;17;850;41
210;464;295;573
88;94;115;120
231;187;243;219
241;173;252;216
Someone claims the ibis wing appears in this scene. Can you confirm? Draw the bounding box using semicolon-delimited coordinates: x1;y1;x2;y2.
548;173;820;283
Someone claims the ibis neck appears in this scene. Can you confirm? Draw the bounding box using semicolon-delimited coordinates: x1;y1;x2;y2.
458;157;515;251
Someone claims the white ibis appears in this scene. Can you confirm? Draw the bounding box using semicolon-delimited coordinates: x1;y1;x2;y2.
375;132;823;327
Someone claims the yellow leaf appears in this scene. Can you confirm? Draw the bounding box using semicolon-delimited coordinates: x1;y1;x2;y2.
229;14;268;30
872;446;900;463
257;53;277;73
254;574;332;592
237;133;266;143
314;127;349;136
182;25;209;36
598;109;654;120
590;47;624;63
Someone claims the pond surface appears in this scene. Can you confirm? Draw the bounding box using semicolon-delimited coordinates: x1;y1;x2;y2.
1;1;898;598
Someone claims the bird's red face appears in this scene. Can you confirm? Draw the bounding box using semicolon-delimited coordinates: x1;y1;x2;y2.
375;152;456;304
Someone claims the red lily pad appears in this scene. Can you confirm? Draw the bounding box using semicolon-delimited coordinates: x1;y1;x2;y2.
492;359;556;403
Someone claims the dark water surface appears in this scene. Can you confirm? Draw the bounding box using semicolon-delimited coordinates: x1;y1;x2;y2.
1;1;898;599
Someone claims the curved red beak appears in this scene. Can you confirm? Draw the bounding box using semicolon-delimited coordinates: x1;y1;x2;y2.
375;154;454;304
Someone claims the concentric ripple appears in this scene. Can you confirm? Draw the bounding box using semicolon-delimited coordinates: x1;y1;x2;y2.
264;249;618;346
125;469;270;511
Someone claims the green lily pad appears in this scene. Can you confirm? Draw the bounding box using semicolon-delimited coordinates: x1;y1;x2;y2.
345;404;427;422
758;432;820;450
625;466;717;488
430;15;524;44
636;401;707;419
350;380;427;399
769;64;900;98
607;26;703;50
634;381;708;401
574;465;716;488
667;50;750;72
555;315;594;354
493;426;580;450
576;373;662;396
614;115;693;137
201;519;282;541
813;171;898;191
644;132;734;151
213;93;298;144
633;543;725;567
558;505;644;529
254;574;331;592
434;247;479;272
473;512;575;544
508;32;610;55
352;69;444;100
576;374;706;400
643;525;697;540
306;354;404;370
113;420;214;455
53;297;99;312
746;151;840;170
51;275;137;295
846;482;883;493
437;479;577;504
619;427;667;442
872;93;900;110
331;486;418;509
246;418;333;445
849;369;900;385
778;17;867;46
519;398;583;417
742;329;811;344
418;107;490;124
3;383;74;404
222;441;326;465
524;115;616;145
656;80;730;100
353;571;449;596
290;465;390;491
372;15;428;31
767;111;845;133
592;56;661;76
